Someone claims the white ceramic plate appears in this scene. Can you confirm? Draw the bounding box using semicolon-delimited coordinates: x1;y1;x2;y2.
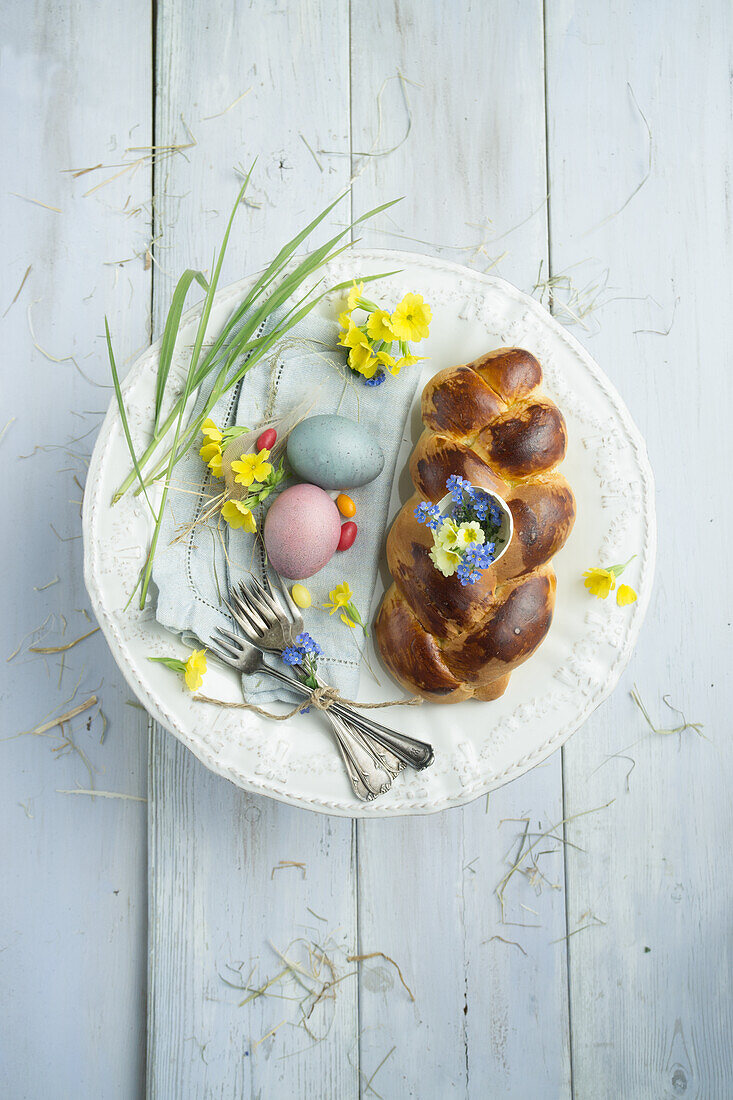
83;250;656;817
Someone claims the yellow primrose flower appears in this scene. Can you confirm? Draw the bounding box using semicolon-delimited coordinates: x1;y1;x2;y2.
390;293;432;342
616;584;637;606
221;499;257;532
184;649;207;692
348;342;379;378
338;310;352;331
455;521;485;549
583;567;616;599
324;582;352;614
435;519;460;550
200;418;223;444
429;543;461;578
340;612;357;628
231;448;273;487
366;309;397;342
347;281;364;312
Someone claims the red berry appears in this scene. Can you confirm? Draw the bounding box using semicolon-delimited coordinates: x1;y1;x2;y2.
256;428;277;451
337;521;357;551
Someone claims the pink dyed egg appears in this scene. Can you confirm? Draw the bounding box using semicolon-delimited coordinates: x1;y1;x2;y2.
263;483;341;579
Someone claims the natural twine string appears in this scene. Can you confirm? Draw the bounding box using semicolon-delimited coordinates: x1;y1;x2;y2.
196;686;423;721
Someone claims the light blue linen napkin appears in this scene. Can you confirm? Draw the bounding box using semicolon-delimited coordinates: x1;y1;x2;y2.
152;301;421;703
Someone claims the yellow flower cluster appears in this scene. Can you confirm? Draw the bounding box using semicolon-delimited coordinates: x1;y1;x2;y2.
199;419;225;478
338;284;432;383
429;519;484;578
583;556;637;606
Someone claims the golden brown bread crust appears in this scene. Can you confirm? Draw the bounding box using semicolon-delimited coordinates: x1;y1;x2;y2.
375;347;575;703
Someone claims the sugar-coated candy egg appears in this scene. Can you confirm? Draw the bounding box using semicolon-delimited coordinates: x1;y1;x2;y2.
291;583;311;609
263;483;341;579
337;521;357;551
257;428;277;451
336;493;356;518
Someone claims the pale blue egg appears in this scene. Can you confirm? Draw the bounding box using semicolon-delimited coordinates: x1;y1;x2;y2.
286;414;385;489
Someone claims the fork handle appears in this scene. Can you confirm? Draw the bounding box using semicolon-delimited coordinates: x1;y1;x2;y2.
313;674;434;771
262;666;396;801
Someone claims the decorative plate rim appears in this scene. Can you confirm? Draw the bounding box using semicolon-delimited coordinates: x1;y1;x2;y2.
83;248;656;817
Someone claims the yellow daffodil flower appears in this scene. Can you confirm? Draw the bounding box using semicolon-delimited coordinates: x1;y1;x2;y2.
390;293;432;342
221;499;257;532
184;649;207;692
231;448;272;487
616;584;637;606
454;521;485;549
347;281;364;312
583;567;616;599
366;309;397;342
324;582;352;613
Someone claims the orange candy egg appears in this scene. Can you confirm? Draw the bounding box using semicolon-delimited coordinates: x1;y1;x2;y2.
336;493;356;518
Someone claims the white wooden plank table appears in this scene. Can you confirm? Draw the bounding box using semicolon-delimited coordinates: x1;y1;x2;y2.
1;2;731;1097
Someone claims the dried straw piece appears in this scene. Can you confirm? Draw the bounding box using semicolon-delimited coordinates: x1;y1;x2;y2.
3;265;32;316
56;788;145;802
29;627;99;654
9;193;61;213
24;696;97;736
347;952;415;1002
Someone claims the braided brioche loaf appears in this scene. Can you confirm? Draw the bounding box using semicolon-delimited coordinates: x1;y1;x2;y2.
375;348;575;704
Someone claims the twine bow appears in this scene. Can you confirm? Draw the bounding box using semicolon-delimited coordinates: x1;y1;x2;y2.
197;686;423;721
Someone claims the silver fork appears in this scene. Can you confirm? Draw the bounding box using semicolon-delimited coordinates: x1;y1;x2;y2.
232;573;434;770
208;616;401;804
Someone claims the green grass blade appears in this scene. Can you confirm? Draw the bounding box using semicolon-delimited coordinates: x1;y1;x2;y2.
105;318;156;518
138;172;252;608
154;268;209;433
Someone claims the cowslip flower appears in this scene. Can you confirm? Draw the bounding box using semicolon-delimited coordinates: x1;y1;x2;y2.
148;649;207;692
231;448;272;487
348;341;379;378
221;499;257;532
366;309;397;342
390;293;432;342
200;441;223;478
616;584;637;606
323;582;368;635
347;281;365;312
324;582;352;613
583;555;636;601
338;320;369;350
583;567;616;599
201;418;223;444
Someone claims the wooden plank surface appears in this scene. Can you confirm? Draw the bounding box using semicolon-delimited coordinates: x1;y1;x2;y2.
147;3;360;1097
4;2;733;1097
0;2;151;1096
351;3;570;1095
546;3;733;1097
